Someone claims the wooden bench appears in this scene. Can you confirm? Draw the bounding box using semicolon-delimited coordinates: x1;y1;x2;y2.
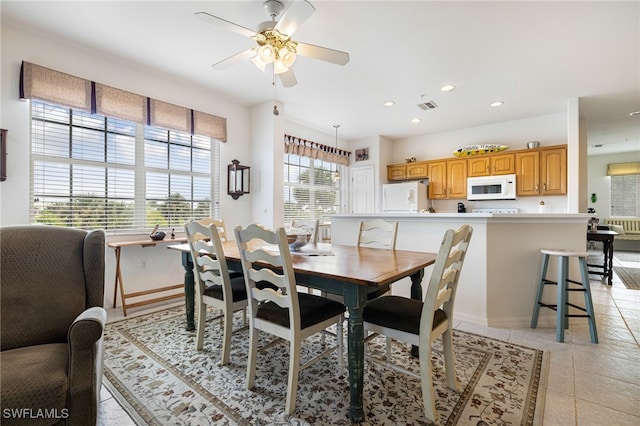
604;218;640;241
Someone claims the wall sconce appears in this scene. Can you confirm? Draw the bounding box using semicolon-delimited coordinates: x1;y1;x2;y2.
227;159;250;200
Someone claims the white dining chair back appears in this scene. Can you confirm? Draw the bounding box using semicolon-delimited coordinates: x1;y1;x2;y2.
291;219;319;244
362;224;473;423
234;223;345;415
357;219;399;299
184;220;247;365
357;218;398;249
197;217;229;241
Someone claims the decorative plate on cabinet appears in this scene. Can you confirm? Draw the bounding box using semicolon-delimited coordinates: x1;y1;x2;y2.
453;144;508;157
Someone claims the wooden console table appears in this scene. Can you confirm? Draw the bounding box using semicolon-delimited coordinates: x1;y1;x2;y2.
108;238;187;316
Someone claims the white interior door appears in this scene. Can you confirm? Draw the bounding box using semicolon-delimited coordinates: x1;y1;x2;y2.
350;166;375;213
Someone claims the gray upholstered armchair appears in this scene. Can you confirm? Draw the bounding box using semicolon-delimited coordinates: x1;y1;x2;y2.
1;225;106;426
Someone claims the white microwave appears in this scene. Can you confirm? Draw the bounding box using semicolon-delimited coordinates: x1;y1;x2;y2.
467;174;517;201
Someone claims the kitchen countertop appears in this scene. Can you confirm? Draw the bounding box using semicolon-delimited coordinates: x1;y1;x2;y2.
333;213;590;220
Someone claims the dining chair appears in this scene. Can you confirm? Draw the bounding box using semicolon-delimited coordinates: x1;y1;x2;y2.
185;219;249;365
358;218;398;299
198;217;230;241
197;217;243;278
362;224;473;423
291;219;319;243
234;223;346;415
357;218;398;249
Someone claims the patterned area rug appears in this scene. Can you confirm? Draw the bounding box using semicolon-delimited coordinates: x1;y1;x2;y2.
614;266;640;290
103;307;547;425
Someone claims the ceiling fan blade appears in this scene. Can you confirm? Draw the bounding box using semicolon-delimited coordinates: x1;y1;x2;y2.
194;11;257;38
212;49;256;70
295;42;350;66
274;0;315;36
279;68;298;87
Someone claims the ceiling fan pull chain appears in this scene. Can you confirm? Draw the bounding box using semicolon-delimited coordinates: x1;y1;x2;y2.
272;68;279;116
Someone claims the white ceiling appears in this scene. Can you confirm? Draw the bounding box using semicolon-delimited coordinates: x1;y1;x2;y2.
2;1;639;155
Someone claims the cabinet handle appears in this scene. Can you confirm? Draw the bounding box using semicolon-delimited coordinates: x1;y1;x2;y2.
535;184;539;191
543;183;547;191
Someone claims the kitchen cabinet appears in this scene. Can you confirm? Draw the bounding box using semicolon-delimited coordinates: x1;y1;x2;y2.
428;159;467;199
541;147;567;195
387;162;428;181
406;162;428;179
388;144;565;198
387;164;407;181
515;146;566;196
467;153;515;177
515;151;540;196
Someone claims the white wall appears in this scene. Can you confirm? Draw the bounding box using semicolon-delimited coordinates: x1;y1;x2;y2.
392;112;568;163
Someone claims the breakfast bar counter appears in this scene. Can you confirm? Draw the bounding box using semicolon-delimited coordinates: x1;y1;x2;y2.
331;213;590;328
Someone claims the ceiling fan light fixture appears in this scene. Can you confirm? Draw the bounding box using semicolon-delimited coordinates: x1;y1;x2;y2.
251;54;268;72
258;44;276;63
279;46;297;67
273;59;288;74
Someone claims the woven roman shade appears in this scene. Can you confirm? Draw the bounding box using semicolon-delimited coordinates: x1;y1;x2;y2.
148;99;191;133
95;83;147;124
19;61;228;141
194;110;228;142
20;62;92;112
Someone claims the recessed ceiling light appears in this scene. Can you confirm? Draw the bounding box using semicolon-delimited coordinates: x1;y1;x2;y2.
629;111;640;116
411;118;421;123
383;101;395;107
490;101;504;107
441;84;456;92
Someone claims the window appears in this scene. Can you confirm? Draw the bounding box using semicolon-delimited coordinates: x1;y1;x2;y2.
611;174;640;217
284;153;341;224
30;100;219;232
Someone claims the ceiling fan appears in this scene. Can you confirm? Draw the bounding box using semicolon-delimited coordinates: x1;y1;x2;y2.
195;0;350;87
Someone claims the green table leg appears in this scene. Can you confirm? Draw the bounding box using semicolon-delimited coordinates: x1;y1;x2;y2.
410;269;425;357
180;251;195;331
343;283;369;423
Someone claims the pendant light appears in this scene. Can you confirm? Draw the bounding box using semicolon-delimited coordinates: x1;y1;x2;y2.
332;124;341;182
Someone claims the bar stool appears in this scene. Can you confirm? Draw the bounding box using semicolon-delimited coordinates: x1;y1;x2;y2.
531;249;598;343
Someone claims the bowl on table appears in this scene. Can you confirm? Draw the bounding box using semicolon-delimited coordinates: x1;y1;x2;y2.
287;232;311;251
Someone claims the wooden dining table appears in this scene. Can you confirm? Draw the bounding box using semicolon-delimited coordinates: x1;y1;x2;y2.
168;240;437;423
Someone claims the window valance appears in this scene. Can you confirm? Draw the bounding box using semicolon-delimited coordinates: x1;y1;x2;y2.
607;162;640;176
284;134;351;166
19;61;227;142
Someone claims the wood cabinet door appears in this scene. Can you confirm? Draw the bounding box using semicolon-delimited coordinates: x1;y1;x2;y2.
515;151;540;196
387;165;407;181
447;159;467;199
406;162;428;179
492;153;515;175
541;147;567;195
427;161;447;199
467;157;490;177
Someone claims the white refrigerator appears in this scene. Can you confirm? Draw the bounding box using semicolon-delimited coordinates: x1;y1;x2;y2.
382;181;429;213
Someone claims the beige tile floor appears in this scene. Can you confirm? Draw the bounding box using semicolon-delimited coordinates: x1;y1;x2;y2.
98;253;640;425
